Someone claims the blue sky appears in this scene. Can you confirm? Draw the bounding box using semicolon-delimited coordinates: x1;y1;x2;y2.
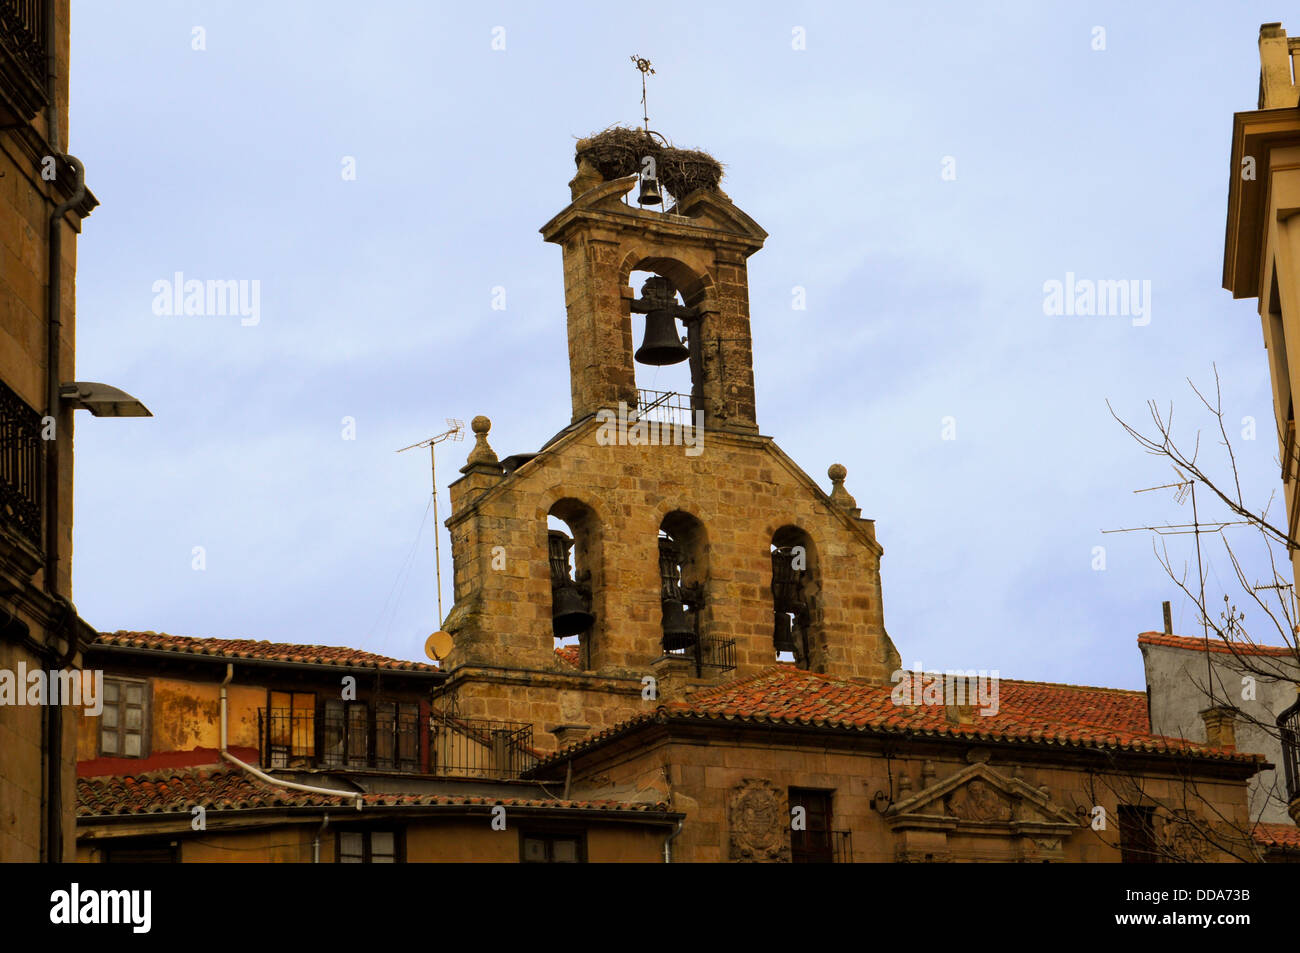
66;1;1295;689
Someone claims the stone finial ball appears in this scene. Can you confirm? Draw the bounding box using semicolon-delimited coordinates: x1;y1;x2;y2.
471;415;491;435
828;463;847;482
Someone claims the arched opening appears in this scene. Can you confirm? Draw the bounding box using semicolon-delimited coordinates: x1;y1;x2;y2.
547;500;602;669
657;511;708;657
771;526;821;670
629;268;695;428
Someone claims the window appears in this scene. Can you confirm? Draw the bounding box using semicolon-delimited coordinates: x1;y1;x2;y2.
1118;805;1158;863
266;691;315;767
375;701;420;771
336;829;403;863
520;831;586;863
322;699;421;770
100;677;149;758
789;788;833;863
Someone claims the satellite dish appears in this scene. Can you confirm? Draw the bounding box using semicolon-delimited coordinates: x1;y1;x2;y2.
424;631;454;661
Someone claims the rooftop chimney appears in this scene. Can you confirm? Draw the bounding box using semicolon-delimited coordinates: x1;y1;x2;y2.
1200;706;1238;750
1162;600;1173;635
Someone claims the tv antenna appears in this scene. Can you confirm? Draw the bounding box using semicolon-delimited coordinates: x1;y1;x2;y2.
396;419;464;625
1101;467;1251;705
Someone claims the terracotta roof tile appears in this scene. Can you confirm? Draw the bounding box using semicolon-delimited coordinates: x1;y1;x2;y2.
94;631;440;673
1253;822;1300;850
77;766;671;817
1138;631;1297;658
533;667;1264;768
555;645;582;669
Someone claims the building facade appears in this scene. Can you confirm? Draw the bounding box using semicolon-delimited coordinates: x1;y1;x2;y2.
0;0;101;863
1222;21;1300;829
74;631;678;862
1141;629;1297;824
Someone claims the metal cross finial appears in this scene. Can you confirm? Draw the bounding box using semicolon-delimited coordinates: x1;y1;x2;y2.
631;54;655;131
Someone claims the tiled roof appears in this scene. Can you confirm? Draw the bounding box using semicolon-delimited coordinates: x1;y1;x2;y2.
77;766;671;818
94;631;441;673
1253;822;1300;850
555;645;581;668
533;667;1263;768
1138;631;1297;658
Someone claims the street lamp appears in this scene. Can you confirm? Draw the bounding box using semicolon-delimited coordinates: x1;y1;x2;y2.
58;382;152;417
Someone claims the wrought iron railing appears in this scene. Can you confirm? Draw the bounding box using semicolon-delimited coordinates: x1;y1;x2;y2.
0;376;43;551
257;706;537;780
1279;696;1300;804
0;0;48;88
430;712;536;780
258;704;421;773
634;388;695;428
664;633;737;676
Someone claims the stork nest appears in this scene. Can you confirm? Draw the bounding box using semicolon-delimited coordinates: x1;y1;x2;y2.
576;127;723;199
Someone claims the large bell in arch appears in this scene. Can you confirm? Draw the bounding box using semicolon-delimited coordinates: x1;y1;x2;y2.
635;310;689;366
552;585;595;637
548;530;594;637
661;599;696;651
657;534;698;650
773;612;798;655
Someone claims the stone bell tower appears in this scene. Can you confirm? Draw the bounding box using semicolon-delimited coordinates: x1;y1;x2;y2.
542;143;768;433
437;130;899;752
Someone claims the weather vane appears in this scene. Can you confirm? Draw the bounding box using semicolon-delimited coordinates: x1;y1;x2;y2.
630;54;654;132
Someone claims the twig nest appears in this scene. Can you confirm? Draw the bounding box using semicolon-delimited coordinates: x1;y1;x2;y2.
575;126;723;200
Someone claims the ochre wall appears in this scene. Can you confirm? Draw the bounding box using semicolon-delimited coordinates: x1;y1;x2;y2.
78;817;667;863
75;677;263;762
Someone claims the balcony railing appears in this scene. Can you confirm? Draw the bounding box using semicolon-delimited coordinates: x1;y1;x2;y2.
0;0;49;118
257;707;538;781
259;705;421;773
791;829;852;863
430;712;536;780
0;376;44;552
664;633;737;677
634;389;695;428
1279;697;1300;805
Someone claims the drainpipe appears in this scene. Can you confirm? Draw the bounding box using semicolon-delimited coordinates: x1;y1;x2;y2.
312;813;330;863
663;818;683;864
44;602;78;862
219;664;363;810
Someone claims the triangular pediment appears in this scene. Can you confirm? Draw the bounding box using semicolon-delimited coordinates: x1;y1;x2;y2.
673;189;768;241
886;762;1081;835
543;175;768;247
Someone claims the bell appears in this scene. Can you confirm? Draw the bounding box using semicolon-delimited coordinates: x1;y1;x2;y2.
774;612;798;655
638;175;663;206
552;584;595;637
635;310;689;366
661;599;696;651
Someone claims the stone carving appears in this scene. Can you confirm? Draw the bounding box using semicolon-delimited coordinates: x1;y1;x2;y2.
728;778;790;862
1158;811;1212;863
946;779;1012;822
